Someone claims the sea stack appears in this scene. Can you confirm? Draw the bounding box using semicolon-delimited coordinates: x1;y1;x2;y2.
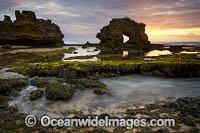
0;10;64;46
96;17;150;48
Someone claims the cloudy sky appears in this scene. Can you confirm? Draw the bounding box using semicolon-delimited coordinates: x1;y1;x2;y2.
1;0;200;43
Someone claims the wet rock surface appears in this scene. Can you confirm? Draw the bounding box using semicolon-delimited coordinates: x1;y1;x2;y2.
0;77;199;132
0;11;199;133
0;10;64;46
45;81;74;101
29;89;44;101
67;78;110;95
0;78;26;96
96;17;150;48
30;78;48;88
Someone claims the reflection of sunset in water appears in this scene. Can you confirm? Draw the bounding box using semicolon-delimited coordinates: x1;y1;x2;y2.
123;50;129;57
145;50;172;57
179;51;200;54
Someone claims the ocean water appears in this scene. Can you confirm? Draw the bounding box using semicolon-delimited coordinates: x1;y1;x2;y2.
152;41;200;46
62;46;100;61
65;41;200;46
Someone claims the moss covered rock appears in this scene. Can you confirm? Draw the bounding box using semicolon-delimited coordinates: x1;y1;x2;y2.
45;82;74;101
30;90;44;101
0;78;26;96
9;53;200;79
30;78;48;88
69;79;107;89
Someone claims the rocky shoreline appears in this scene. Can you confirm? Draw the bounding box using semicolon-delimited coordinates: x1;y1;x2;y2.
0;42;200;132
0;51;199;132
0;10;200;132
0;77;200;132
9;53;200;78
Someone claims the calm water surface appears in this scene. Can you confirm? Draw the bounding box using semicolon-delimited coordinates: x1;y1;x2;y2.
9;75;200;117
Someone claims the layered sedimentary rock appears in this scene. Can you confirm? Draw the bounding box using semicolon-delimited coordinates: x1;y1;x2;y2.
96;17;150;47
0;10;64;45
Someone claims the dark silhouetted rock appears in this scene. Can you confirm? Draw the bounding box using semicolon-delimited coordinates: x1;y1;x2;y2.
96;17;150;48
0;10;64;46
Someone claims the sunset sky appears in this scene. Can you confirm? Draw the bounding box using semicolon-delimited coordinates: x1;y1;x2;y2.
1;0;200;43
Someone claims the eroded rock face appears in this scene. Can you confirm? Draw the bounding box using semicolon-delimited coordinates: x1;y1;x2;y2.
96;17;150;47
0;10;64;45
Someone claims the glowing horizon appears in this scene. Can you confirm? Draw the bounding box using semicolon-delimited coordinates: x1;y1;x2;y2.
1;0;200;42
146;27;200;42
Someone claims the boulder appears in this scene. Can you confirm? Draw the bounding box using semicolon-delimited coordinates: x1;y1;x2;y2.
0;78;26;96
96;17;150;48
0;10;64;46
45;82;74;101
30;78;48;88
29;90;44;101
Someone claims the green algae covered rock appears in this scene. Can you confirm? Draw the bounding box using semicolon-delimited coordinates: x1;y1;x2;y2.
30;78;48;88
29;89;44;101
45;82;74;101
0;78;26;96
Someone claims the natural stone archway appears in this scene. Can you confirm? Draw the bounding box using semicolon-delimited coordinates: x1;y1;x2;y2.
96;17;150;48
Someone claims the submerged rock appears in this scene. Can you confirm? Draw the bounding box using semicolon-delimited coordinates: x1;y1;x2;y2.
96;17;150;48
45;82;74;101
68;79;110;95
93;88;108;95
70;79;107;89
30;78;48;88
0;10;64;46
29;89;44;101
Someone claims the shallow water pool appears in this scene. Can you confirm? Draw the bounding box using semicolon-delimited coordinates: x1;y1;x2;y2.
9;75;200;118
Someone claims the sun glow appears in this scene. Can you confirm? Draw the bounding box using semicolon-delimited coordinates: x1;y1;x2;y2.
146;27;200;42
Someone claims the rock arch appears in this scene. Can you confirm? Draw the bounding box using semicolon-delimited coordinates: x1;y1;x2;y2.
96;17;150;47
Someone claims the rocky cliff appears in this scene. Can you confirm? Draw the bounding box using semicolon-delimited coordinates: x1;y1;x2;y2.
0;10;64;45
96;17;150;48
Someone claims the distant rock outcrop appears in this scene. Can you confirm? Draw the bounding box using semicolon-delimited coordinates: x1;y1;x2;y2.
96;17;150;48
0;10;64;45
